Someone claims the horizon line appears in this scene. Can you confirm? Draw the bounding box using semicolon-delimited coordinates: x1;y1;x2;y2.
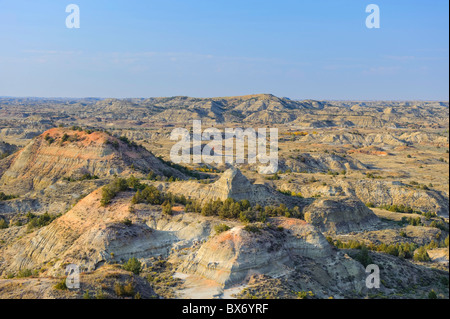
0;95;448;103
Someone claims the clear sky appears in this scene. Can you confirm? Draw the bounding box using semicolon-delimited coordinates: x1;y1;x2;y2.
0;0;448;100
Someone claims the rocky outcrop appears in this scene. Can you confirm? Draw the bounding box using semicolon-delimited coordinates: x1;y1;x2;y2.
304;197;380;235
0;128;184;195
0;190;147;274
0;189;221;276
0;188;366;296
294;130;448;148
0;265;157;299
167;167;296;207
344;180;449;218
280;179;449;218
178;217;366;294
280;152;367;173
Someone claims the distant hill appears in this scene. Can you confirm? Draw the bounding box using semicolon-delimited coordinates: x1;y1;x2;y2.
1;95;447;127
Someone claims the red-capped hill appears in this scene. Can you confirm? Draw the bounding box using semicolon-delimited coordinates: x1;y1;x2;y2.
41;127;112;148
0;127;184;194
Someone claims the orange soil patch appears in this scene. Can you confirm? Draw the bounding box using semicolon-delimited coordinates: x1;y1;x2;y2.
42;128;110;148
217;232;235;243
215;229;244;246
277;217;307;227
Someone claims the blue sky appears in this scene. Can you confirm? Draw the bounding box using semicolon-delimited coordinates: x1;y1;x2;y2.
0;0;448;100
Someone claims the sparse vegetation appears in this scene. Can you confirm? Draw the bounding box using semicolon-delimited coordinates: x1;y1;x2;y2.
378;204;422;215
162;201;173;216
83;290;91;299
122;257;142;275
297;291;315;299
278;190;303;198
114;281;135;297
0;192;18;201
186;198;303;222
428;290;438;299
101;178;129;206
26;212;60;231
95;289;106;299
366;172;382;179
145;259;182;299
121;218;133;226
54;278;68;290
0;218;8;229
131;185;186;207
354;246;373;267
413;247;431;262
17;269;33;278
63;173;99;182
328;238;446;261
265;173;280;180
100;175;149;207
214;223;231;234
157;156;206;180
44;134;55;145
244;224;261;234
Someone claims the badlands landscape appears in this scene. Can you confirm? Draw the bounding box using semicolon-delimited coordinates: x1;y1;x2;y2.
0;94;448;299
